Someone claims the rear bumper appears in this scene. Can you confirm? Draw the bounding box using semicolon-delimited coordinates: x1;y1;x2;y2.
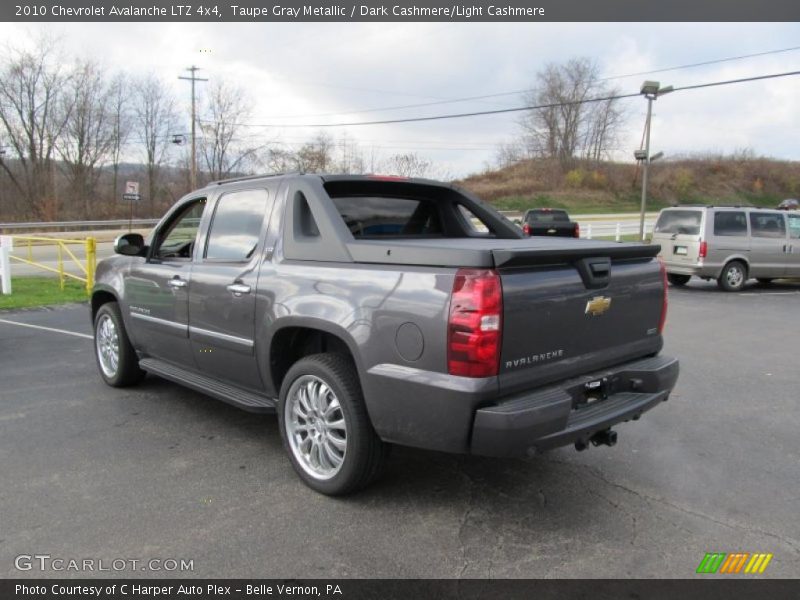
470;355;679;458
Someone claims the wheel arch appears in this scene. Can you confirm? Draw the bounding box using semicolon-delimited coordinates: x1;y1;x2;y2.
90;285;119;321
721;255;750;277
266;320;363;397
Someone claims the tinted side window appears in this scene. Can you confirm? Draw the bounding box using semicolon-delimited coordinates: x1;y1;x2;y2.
154;198;206;259
458;205;491;234
654;210;702;235
788;214;800;240
749;212;786;239
205;189;271;261
713;211;747;237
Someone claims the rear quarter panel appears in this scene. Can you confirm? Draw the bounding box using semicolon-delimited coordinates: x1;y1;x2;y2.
255;254;456;395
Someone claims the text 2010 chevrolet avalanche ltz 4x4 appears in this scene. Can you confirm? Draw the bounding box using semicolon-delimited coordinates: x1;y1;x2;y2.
91;174;679;495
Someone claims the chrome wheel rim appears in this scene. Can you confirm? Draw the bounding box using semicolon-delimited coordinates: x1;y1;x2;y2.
726;266;744;288
96;314;120;378
285;375;347;480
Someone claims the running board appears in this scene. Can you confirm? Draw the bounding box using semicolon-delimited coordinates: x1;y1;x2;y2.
139;358;277;413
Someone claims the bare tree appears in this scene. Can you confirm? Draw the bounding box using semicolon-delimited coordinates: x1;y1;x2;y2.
519;58;624;168
57;60;119;218
295;132;335;172
263;132;373;175
382;152;432;178
264;146;299;173
198;80;263;181
582;95;624;162
132;73;177;214
108;73;131;201
493;140;528;168
0;37;73;219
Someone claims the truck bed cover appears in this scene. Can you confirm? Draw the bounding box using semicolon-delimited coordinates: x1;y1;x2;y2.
346;237;660;268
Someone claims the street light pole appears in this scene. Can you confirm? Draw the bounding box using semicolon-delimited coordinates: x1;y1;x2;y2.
639;95;653;241
637;81;672;241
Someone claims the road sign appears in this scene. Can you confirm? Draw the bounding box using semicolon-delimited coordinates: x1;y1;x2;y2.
123;181;141;202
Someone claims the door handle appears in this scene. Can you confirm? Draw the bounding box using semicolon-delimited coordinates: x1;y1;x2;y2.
226;283;251;296
167;277;187;288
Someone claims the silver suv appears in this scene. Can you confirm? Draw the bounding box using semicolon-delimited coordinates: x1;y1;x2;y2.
653;206;800;291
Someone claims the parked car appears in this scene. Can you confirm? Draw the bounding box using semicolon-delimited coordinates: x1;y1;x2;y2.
521;208;580;237
777;198;799;211
91;173;678;495
653;205;800;291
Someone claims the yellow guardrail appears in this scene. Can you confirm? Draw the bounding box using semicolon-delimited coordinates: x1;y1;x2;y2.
9;236;97;295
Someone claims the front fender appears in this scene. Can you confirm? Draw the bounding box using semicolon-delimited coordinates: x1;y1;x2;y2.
91;256;134;336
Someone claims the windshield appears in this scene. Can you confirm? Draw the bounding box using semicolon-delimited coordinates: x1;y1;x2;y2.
655;210;702;235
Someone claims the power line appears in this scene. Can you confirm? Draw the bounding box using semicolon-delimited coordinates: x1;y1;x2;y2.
228;69;800;129
219;44;800;122
670;70;800;93
599;45;800;81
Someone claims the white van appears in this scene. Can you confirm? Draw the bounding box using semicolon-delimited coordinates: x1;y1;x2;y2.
653;206;800;291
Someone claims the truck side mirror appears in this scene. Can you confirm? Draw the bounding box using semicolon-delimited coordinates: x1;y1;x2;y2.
114;233;146;256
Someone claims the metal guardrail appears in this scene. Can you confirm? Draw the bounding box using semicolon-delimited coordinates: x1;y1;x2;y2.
1;236;97;295
0;219;159;232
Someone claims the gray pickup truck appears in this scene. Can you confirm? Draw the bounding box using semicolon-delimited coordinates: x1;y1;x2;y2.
92;173;679;495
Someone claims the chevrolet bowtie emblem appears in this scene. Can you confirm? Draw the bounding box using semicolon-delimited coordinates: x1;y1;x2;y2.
585;296;612;316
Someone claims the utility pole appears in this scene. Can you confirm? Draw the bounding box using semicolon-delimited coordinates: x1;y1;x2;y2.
178;66;208;189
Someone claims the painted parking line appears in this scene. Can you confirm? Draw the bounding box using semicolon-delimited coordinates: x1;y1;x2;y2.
0;317;92;340
738;291;800;296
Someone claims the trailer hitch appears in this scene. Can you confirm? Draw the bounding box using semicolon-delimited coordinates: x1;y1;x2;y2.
590;429;617;447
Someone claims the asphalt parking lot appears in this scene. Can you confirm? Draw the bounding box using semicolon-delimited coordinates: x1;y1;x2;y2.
1;279;799;578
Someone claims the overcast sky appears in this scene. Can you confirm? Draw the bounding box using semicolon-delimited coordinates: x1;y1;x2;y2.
1;21;799;177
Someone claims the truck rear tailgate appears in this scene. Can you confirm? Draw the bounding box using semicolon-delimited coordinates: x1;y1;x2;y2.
497;244;665;395
345;234;665;394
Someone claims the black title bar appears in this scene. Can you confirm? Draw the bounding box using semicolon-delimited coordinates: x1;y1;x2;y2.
4;579;800;600
4;0;800;22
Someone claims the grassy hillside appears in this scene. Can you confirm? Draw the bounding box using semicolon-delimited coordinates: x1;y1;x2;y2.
457;156;800;213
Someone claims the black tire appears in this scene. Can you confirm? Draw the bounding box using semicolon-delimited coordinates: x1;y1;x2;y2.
717;261;748;292
278;353;387;496
93;301;145;387
667;273;691;286
757;278;774;285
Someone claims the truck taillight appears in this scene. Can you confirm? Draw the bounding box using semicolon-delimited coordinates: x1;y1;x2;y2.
699;241;708;258
574;222;580;238
658;258;668;334
448;269;502;378
522;223;531;236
